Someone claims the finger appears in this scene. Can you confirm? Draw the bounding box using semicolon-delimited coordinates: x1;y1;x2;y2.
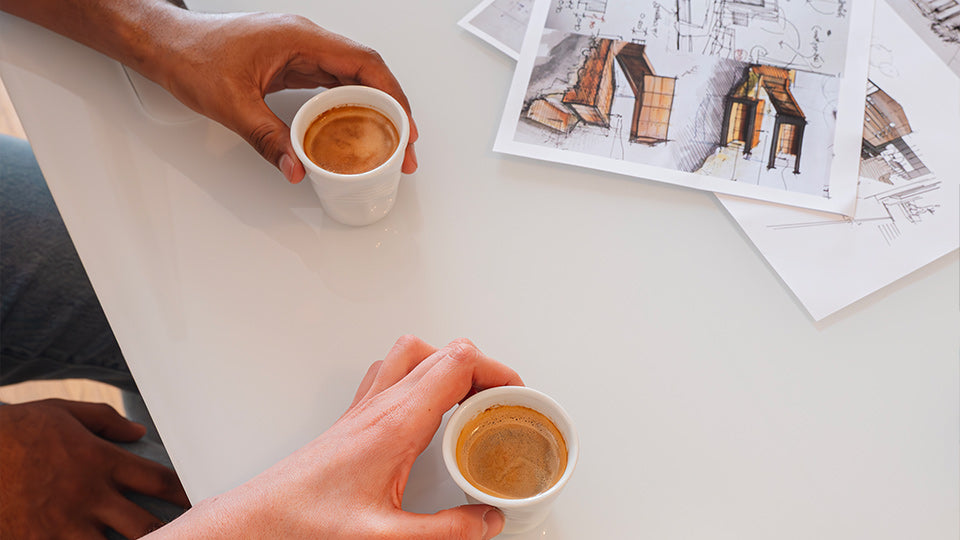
350;51;413;131
337;57;418;175
399;505;505;540
292;26;419;174
96;494;166;540
233;100;305;184
348;360;383;409
112;452;190;508
400;116;418;174
363;335;438;398
313;32;419;152
58;400;147;443
406;339;524;414
402;143;418;175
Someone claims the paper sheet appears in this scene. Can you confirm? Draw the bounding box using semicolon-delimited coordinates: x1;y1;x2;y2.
490;0;876;215
717;0;960;321
460;0;960;320
458;0;532;61
885;0;960;78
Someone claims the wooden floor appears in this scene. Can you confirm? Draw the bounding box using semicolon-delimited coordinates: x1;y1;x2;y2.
0;77;125;413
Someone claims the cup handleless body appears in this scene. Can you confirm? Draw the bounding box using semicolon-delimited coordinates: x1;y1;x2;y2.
291;86;410;226
442;386;579;535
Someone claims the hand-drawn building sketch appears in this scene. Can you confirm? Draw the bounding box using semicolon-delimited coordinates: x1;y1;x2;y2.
887;0;960;77
769;81;939;245
911;0;960;43
499;0;872;212
688;62;831;190
712;0;958;321
517;25;840;197
860;81;929;184
720;65;806;174
525;37;677;144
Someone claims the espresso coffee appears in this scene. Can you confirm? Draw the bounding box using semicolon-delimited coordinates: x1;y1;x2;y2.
455;405;568;499
303;104;399;175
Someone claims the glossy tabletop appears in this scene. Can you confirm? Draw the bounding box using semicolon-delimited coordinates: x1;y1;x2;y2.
1;1;957;538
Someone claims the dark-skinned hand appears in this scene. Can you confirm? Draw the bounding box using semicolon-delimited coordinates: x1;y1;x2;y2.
0;399;190;539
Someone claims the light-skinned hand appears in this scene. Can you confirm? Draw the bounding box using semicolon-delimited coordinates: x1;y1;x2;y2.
148;336;522;539
0;399;190;539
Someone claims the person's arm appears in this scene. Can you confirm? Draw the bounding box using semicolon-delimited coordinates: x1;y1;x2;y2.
145;336;519;539
0;0;418;183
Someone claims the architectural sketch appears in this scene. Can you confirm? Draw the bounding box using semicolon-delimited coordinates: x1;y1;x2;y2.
887;0;960;76
553;0;609;32
672;0;852;75
768;81;938;245
719;65;806;174
860;81;929;183
912;0;960;43
525;37;676;144
716;0;959;320
496;0;872;213
517;28;840;197
467;0;953;319
677;0;783;56
686;62;834;193
770;180;943;245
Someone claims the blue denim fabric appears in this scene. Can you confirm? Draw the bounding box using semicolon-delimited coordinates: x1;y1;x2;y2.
0;134;186;533
0;134;133;391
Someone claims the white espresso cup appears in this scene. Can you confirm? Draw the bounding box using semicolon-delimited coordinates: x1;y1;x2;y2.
442;386;579;535
291;85;410;226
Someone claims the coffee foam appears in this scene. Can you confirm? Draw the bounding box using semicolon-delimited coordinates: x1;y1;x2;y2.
303;105;399;175
456;405;567;499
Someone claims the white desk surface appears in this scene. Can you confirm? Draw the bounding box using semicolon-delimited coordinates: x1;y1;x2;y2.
2;1;957;538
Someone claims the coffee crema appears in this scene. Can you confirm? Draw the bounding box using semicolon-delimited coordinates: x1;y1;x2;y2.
455;404;568;499
303;104;399;175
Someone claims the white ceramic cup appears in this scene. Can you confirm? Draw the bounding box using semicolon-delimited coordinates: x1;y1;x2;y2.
442;386;579;535
290;85;410;226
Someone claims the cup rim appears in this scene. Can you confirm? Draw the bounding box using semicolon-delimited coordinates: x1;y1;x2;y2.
290;85;410;182
442;386;579;508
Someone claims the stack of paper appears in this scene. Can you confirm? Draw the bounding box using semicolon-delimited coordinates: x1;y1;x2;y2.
459;0;959;321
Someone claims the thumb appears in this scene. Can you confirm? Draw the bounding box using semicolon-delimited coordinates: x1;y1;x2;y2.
63;401;147;443
236;102;305;184
402;504;505;540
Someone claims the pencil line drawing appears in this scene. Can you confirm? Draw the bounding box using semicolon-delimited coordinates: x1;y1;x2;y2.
911;0;960;43
710;0;957;320
672;0;851;75
553;0;610;32
768;80;940;245
886;0;960;76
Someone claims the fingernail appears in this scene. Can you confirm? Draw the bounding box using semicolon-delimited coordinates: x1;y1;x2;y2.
279;153;295;183
481;507;505;539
